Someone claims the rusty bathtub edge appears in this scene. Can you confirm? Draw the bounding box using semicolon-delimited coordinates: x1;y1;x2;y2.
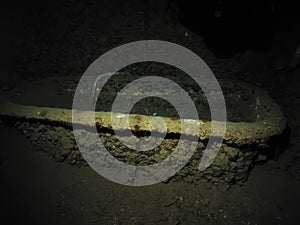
0;87;287;147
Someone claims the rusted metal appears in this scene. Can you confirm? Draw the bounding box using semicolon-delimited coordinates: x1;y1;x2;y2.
0;82;286;146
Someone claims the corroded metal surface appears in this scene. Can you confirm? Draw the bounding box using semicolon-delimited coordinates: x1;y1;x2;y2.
0;82;286;146
0;80;287;184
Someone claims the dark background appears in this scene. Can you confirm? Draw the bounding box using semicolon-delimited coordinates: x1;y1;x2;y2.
0;0;300;224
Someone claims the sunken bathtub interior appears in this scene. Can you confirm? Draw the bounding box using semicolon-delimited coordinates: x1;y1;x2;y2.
1;62;287;185
9;62;258;122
